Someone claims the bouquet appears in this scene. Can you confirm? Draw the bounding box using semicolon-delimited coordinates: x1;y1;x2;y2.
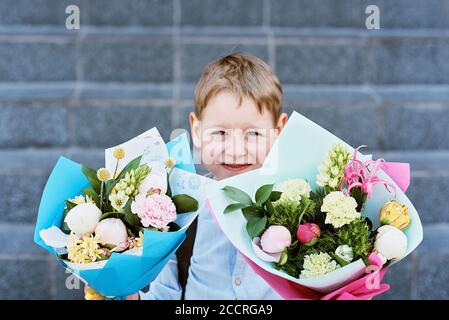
206;111;423;299
34;129;212;297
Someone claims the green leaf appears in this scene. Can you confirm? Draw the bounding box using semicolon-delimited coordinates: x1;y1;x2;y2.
166;172;172;197
329;252;350;267
269;191;282;202
361;255;371;267
123;197;133;215
172;194;199;213
104;180;114;197
255;184;274;205
61;206;72;234
222;186;253;206
241;205;264;221
246;215;267;239
61;222;71;234
108;155;143;192
100;212;123;221
124;211;141;227
81;165;101;194
61;199;82;233
81;187;100;207
115;156;142;182
223;203;247;214
127;228;136;238
64;200;78;211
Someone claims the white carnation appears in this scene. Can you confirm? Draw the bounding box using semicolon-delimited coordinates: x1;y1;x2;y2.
321;191;360;228
274;179;311;204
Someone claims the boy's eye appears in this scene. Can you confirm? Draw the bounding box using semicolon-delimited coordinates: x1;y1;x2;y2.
246;130;263;137
212;130;226;136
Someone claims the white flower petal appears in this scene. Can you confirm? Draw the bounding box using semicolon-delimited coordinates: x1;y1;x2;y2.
39;226;70;248
252;237;282;263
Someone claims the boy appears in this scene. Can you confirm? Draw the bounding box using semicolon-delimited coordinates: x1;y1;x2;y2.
86;53;288;300
139;53;288;299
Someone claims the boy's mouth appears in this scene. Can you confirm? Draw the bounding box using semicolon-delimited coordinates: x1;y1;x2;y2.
221;163;252;172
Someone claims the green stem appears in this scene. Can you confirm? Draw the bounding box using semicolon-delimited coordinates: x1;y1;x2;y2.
100;181;104;212
113;159;120;180
297;203;309;225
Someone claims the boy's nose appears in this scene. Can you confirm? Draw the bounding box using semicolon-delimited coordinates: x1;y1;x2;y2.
224;131;247;162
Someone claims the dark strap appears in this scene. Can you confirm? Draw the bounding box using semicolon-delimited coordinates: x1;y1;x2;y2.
176;216;198;300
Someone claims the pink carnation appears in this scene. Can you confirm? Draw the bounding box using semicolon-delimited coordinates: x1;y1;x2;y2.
131;194;177;229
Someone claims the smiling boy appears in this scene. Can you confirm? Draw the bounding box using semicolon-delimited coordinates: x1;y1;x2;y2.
136;53;288;299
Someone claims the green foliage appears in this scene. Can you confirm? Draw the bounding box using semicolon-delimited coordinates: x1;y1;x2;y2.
100;212;123;221
224;203;247;214
221;186;253;206
255;184;274;205
267;196;315;235
81;165;101;194
350;187;368;213
335;216;374;259
81;187;100;207
61;200;77;233
171;194;199;213
222;185;275;239
267;200;300;234
105;155;142;195
246;215;267;239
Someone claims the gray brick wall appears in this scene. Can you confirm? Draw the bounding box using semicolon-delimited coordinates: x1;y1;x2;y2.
0;0;447;299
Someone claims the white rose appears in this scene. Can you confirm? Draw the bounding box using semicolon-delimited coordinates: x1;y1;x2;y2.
64;202;101;236
94;218;128;252
374;225;407;264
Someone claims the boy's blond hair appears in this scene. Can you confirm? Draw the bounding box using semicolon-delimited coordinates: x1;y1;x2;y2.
194;53;283;123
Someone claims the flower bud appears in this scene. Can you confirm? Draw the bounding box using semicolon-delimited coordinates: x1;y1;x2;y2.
379;200;410;230
278;251;288;266
335;245;354;262
260;225;292;253
64;203;101;236
296;223;320;246
94;218;128;252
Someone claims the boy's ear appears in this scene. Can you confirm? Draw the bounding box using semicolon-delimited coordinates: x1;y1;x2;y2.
189;112;202;148
275;112;288;135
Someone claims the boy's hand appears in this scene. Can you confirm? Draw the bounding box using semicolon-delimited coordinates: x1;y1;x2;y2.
126;293;139;300
84;284;139;300
84;285;105;300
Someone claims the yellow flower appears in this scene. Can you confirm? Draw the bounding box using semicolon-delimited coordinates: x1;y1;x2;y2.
113;147;126;160
96;168;111;182
84;287;105;300
131;231;144;249
68;195;93;205
379;200;410;230
67;233;104;264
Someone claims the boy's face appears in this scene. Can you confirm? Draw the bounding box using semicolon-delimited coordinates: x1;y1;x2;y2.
190;90;288;180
